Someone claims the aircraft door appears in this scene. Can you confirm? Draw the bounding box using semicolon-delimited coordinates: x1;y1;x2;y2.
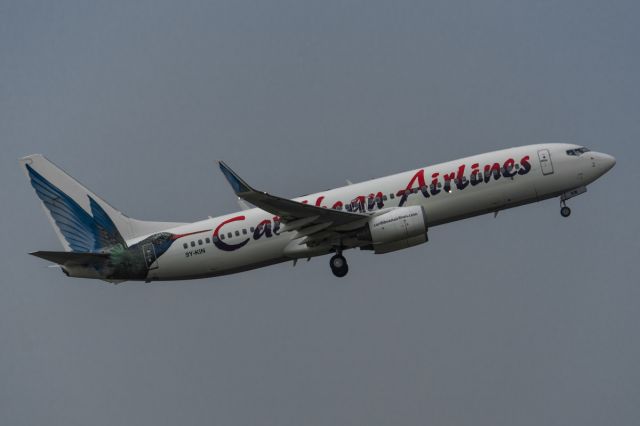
538;149;554;175
142;243;159;270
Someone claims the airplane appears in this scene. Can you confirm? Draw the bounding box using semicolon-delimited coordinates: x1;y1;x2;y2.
21;143;615;283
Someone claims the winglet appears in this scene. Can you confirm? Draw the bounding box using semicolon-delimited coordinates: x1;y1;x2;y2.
218;161;253;194
217;161;366;225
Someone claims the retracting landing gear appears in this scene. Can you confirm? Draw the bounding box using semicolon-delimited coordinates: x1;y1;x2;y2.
329;248;349;278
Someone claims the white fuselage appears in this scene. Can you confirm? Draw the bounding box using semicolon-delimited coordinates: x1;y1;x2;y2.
133;143;614;281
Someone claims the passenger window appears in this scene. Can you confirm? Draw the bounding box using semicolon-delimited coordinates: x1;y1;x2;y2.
389;193;395;199
183;243;188;249
227;232;232;238
190;241;195;247
198;239;203;245
205;237;211;244
242;229;247;235
220;234;225;240
382;195;388;201
235;230;240;237
212;236;219;242
250;227;255;233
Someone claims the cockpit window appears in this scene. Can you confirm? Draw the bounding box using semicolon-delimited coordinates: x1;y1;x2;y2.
566;147;591;156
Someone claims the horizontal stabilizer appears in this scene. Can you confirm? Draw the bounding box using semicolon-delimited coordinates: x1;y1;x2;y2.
30;251;110;266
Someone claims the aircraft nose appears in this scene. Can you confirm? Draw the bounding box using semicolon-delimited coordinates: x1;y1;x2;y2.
599;153;616;173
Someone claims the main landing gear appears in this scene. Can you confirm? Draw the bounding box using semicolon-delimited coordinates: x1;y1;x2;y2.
560;200;572;218
330;250;349;278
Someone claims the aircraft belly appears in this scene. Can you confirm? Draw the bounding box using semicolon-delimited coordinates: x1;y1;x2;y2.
424;175;538;225
152;235;292;280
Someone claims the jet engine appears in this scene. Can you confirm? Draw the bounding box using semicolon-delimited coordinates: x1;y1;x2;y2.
358;205;428;254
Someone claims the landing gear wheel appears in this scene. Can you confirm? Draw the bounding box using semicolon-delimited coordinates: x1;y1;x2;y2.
330;254;349;277
560;206;571;218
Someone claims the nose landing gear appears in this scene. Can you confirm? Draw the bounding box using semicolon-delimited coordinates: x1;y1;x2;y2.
559;186;587;218
329;251;349;277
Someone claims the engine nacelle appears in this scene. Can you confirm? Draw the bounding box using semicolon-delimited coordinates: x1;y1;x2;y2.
364;206;428;254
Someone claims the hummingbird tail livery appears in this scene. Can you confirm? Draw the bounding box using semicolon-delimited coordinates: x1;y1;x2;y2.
20;154;184;250
20;154;186;283
21;144;616;283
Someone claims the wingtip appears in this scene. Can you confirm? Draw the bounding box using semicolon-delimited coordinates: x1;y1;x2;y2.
217;161;252;194
19;154;42;165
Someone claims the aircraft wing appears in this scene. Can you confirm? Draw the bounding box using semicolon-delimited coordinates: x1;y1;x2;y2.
218;161;369;235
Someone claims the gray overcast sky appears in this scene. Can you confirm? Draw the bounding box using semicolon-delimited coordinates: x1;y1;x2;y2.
1;1;639;425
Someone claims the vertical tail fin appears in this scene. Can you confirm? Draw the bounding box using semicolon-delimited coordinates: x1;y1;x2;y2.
20;154;185;252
